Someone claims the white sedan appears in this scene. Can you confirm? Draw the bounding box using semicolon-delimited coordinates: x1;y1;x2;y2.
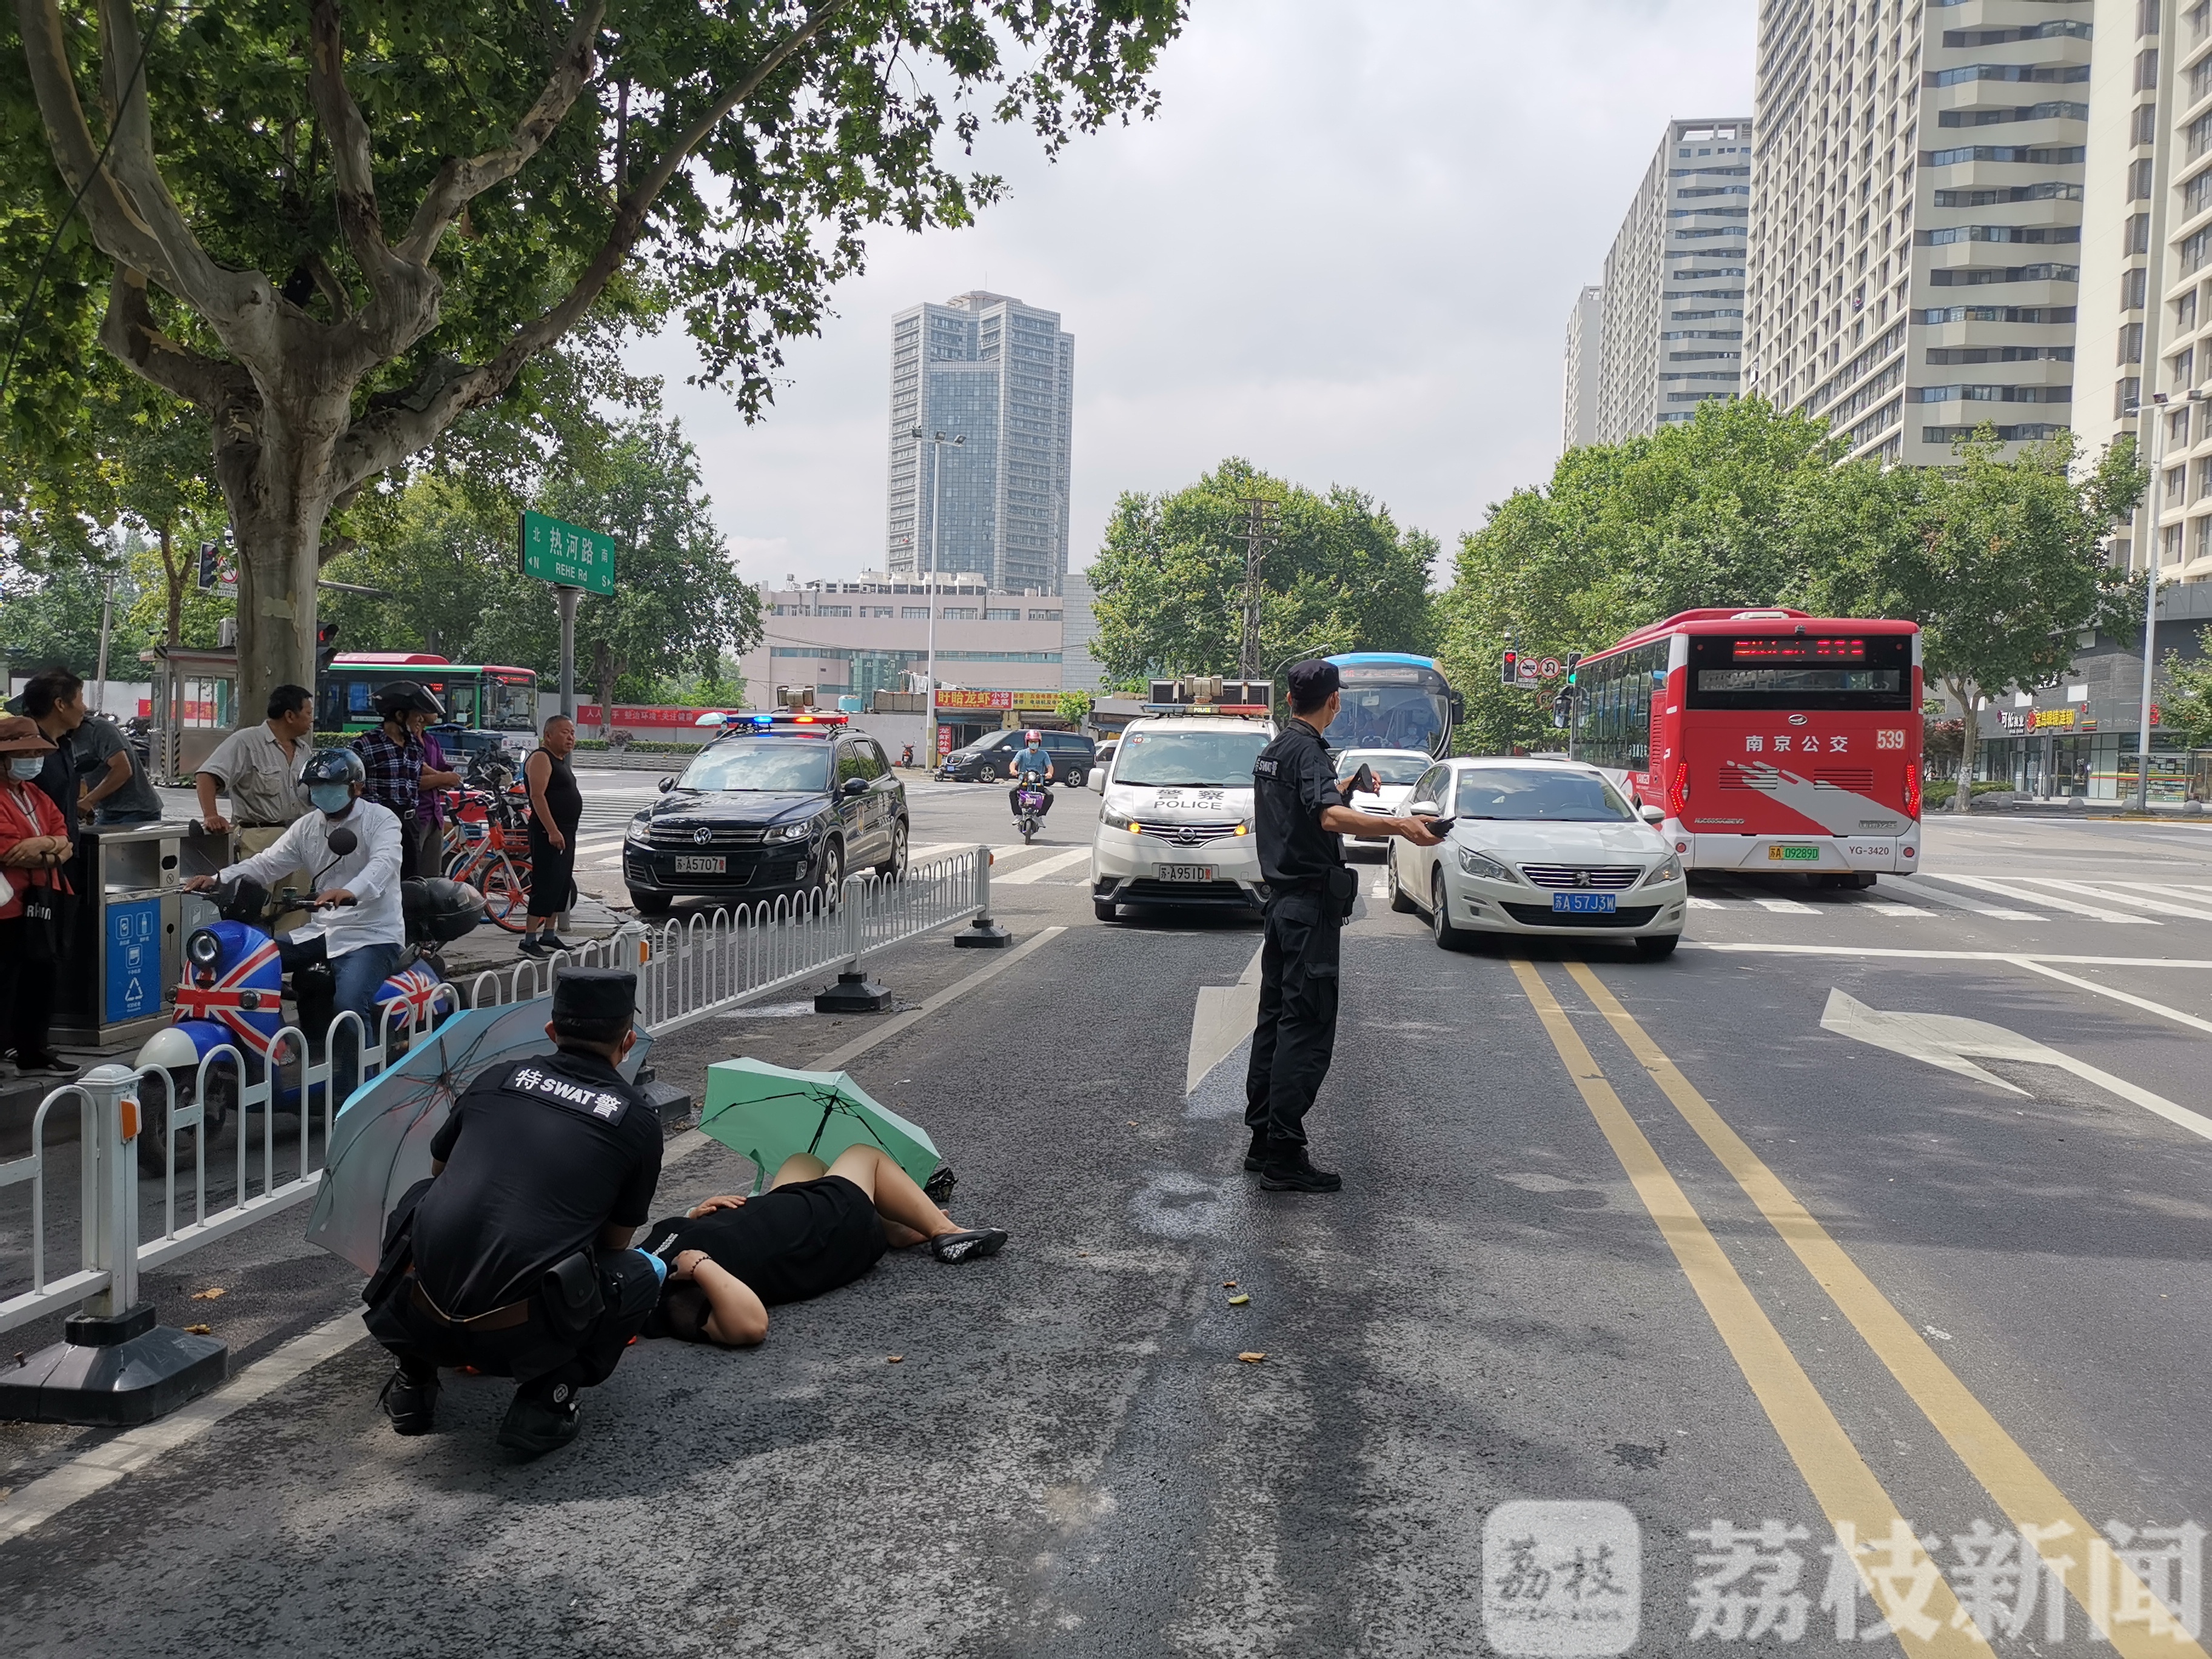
1385;757;1688;958
1332;748;1434;857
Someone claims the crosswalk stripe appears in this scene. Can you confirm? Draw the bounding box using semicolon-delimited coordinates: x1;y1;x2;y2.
1891;879;2043;921
1717;882;1817;914
997;846;1093;885
1860;901;1933;917
2015;879;2212;924
1920;871;2159;925
1686;895;1726;910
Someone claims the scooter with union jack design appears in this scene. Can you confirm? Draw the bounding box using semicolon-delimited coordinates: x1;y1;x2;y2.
132;869;482;1173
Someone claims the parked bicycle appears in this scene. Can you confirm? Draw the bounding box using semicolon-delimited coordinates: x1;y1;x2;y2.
440;751;534;933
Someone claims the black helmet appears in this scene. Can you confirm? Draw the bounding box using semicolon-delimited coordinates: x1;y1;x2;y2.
301;747;366;789
373;679;445;721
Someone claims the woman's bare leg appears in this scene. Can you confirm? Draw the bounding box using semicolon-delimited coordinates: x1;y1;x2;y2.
769;1151;829;1191
824;1144;959;1245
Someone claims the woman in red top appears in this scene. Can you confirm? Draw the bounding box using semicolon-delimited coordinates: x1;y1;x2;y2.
0;715;77;1078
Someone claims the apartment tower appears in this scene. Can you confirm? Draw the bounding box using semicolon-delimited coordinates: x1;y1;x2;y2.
1746;0;2087;464
1594;119;1754;442
1562;284;1607;449
886;292;1076;595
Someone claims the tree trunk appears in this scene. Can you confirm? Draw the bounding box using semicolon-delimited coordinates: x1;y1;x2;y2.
158;524;183;646
593;641;619;739
1946;675;1979;813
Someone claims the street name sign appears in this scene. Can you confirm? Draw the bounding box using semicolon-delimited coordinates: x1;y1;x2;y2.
520;509;616;594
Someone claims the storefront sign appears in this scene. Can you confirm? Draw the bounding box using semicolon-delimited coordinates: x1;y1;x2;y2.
933;688;1062;711
2027;708;2076;731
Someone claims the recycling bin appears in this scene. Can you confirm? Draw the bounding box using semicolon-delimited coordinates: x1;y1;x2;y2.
52;823;187;1050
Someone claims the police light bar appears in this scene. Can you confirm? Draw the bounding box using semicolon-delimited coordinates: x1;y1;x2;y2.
1147;676;1272;707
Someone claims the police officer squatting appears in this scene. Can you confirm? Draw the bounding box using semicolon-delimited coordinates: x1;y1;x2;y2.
1246;659;1442;1194
364;967;1009;1454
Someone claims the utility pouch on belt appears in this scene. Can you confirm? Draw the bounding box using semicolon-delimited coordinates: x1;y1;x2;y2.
539;1248;606;1344
1326;865;1359;920
361;1176;435;1312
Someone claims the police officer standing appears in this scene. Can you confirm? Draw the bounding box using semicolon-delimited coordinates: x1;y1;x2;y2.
364;967;666;1455
1245;660;1440;1193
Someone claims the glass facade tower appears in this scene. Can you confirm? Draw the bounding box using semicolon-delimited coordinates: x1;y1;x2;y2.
886;291;1076;595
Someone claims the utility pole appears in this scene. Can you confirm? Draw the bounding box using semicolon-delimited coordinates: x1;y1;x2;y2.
908;427;964;765
1235;496;1278;682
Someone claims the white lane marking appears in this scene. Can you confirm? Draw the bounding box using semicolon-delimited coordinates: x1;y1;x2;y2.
2005;958;2212;1039
1860;902;1934;917
996;846;1093;885
0;1309;369;1546
571;833;629;854
910;842;970;864
813;925;1069;1071
1681;942;2212;967
1686;896;1727;911
1717;882;1817;914
1822;988;2212;1142
1917;871;2157;925
2008;879;2212;925
1889;879;2042;921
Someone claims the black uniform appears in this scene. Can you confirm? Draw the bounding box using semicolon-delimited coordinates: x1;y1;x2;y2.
1244;716;1355;1154
364;1047;664;1392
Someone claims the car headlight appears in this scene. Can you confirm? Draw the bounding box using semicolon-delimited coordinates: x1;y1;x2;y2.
771;820;813;842
1641;854;1683;886
1103;810;1139;832
625;817;652;845
1456;848;1520;884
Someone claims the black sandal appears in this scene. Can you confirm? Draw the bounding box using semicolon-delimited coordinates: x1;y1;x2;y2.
929;1227;1007;1264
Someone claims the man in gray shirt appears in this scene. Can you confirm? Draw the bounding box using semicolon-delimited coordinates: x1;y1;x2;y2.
196;683;316;911
72;709;164;824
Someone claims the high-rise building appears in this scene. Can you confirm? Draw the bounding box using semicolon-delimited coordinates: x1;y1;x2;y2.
1746;0;2087;466
886;292;1076;595
1562;284;1607;449
1059;566;1107;695
2078;0;2212;583
1594;119;1754;442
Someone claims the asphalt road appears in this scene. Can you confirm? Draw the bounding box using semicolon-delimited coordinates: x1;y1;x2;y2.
6;776;2212;1658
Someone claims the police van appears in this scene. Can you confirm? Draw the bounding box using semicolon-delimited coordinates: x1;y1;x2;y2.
1090;680;1276;923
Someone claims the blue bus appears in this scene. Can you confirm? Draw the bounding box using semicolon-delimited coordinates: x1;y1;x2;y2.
1322;652;1461;759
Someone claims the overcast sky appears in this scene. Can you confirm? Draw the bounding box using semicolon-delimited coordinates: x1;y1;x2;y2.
627;0;1757;592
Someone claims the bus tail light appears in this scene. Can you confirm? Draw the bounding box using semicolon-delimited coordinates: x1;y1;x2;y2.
1666;762;1689;819
1902;763;1920;820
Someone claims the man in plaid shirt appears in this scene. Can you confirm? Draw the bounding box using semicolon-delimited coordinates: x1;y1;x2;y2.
351;681;459;879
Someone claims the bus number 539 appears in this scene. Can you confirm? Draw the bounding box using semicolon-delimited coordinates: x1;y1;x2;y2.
1876;729;1906;749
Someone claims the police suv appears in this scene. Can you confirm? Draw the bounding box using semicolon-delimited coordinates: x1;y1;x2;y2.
1090;696;1276;923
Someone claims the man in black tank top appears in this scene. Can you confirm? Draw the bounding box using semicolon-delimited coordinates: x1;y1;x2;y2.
523;714;584;956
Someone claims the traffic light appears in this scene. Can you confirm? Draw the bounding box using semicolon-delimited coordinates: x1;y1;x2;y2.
1564;652;1583;687
314;621;341;670
1500;646;1520;687
195;541;222;592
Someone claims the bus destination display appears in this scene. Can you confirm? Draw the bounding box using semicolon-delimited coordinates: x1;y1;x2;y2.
1731;636;1867;663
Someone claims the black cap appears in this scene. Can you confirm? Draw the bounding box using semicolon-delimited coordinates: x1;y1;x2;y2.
552;967;636;1030
1286;659;1341;709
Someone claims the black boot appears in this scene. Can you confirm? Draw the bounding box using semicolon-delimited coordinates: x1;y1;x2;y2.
1259;1146;1342;1193
378;1365;440;1435
1243;1130;1271;1172
498;1378;582;1456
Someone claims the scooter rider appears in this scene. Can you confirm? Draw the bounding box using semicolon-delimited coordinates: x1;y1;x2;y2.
182;747;404;1102
1007;729;1054;820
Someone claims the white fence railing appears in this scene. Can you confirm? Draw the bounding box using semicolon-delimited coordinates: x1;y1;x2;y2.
0;845;999;1338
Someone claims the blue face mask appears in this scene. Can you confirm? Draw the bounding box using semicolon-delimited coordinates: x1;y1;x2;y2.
309;785;353;816
7;756;44;780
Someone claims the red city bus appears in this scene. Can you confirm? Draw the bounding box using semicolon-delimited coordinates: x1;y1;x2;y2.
1570;608;1922;882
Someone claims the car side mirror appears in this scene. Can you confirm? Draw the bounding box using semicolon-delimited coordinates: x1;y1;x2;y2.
842;777;868;796
657;776;675;793
1638;803;1664;824
1408;800;1440;817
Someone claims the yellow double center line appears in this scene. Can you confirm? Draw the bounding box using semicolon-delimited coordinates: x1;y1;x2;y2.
1509;957;2202;1658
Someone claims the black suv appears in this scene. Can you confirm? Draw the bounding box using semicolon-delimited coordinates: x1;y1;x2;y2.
622;722;908;916
939;728;1096;786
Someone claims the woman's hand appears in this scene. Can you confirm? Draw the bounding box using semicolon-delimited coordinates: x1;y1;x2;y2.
669;1249;710;1282
687;1194;746;1218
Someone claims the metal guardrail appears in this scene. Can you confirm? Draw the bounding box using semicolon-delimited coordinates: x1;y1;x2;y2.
0;845;999;1337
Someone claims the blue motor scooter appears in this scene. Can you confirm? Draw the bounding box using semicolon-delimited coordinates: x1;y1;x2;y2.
133;836;481;1173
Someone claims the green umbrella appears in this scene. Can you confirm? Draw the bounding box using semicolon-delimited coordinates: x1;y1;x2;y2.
699;1056;941;1194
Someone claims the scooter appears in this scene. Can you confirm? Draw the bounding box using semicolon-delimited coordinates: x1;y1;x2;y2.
133;837;483;1173
1013;771;1048;844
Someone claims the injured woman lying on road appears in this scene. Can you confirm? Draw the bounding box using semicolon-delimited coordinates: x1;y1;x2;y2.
640;1144;1007;1347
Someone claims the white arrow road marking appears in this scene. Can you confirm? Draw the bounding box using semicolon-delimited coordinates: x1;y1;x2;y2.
1919;872;2157;925
2009;879;2212;925
1186;943;1264;1094
997;846;1093;885
1820;988;2212;1142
